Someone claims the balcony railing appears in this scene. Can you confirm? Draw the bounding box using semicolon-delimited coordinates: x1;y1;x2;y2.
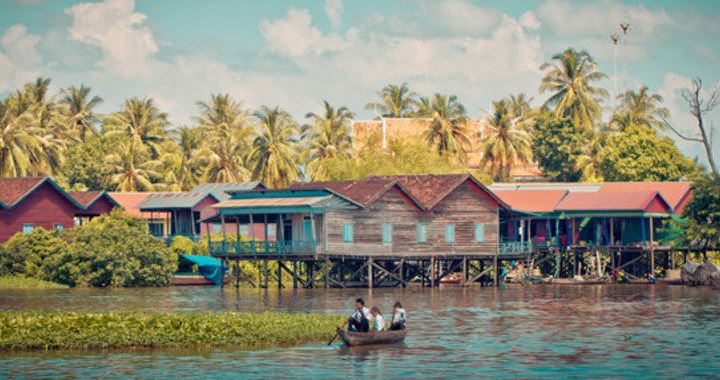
498;241;533;256
209;240;317;257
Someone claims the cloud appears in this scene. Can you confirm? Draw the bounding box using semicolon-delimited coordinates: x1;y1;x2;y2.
325;0;343;28
64;0;158;77
259;8;345;58
536;0;674;40
0;24;43;91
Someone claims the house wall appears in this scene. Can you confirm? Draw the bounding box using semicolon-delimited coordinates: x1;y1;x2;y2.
82;196;116;216
0;182;79;242
323;181;500;257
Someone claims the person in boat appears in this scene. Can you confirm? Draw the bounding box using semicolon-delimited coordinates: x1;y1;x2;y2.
370;307;385;331
347;298;370;332
389;301;406;330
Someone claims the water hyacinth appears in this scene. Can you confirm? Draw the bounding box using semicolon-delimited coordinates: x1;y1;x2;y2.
0;311;345;351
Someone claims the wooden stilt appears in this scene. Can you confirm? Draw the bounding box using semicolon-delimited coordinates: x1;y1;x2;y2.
292;260;298;288
462;256;467;287
324;256;330;289
263;259;269;289
235;259;240;288
367;257;373;289
399;258;406;288
649;216;655;277
277;260;282;289
493;255;498;287
430;257;435;287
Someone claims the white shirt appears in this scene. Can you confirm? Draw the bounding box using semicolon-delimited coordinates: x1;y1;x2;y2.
352;306;370;321
372;314;385;331
392;308;406;324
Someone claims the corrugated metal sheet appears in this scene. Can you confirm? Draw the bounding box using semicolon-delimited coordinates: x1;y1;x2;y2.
489;182;602;192
555;191;669;212
139;192;212;210
109;192;164;217
213;196;331;208
192;182;264;200
598;182;691;209
493;190;568;213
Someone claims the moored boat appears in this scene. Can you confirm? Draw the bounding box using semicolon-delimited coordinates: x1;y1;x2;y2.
336;327;408;346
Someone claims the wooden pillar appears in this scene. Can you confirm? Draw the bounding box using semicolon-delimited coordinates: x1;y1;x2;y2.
190;211;197;241
292;260;298;289
430;256;435;287
234;259;240;288
277;260;282;289
400;258;406;288
649;216;655;276
462;256;467;287
220;214;227;256
609;217;615;247
493;255;498;287
263;259;269;289
263;214;269;254
367;257;373;289
324;256;330;289
220;258;225;287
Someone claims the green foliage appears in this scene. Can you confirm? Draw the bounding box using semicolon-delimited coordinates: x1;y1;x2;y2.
0;311;345;350
681;174;720;248
532;113;584;181
0;275;68;289
0;228;65;279
54;210;177;287
169;235;195;255
60;135;113;191
322;139;462;180
598;124;698;181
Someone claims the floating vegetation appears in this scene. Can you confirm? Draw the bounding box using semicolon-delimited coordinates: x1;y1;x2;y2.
0;311;344;351
0;276;68;289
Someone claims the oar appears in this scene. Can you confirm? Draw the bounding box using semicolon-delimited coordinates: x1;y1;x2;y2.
328;320;349;345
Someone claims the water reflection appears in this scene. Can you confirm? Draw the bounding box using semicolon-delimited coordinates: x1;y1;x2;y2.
1;285;720;378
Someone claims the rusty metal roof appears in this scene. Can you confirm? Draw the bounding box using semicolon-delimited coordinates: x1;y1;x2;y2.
598;181;691;210
555;191;671;212
493;190;569;213
212;196;331;208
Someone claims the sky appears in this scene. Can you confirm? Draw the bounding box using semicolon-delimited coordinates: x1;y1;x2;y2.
1;0;719;163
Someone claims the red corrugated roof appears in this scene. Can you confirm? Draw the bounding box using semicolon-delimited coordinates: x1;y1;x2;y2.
493;190;568;213
288;178;397;207
598;182;691;209
109;192;164;217
371;174;471;209
555;191;670;212
0;177;46;207
69;191;104;207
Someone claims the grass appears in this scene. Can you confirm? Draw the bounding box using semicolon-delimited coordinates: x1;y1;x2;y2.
0;311;345;351
0;276;68;289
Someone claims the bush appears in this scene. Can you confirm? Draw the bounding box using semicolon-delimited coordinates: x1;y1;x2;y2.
52;210;177;287
0;228;66;279
0;275;68;289
169;235;195;255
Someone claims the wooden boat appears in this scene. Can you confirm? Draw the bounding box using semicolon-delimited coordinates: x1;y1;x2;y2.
336;327;408;347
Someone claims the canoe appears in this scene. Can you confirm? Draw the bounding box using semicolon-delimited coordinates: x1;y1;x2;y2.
336;327;408;347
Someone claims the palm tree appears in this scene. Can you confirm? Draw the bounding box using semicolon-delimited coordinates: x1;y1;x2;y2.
610;85;670;131
160;126;204;190
365;83;417;118
104;97;169;157
575;132;605;182
105;139;160;191
195;93;247;130
302;101;354;180
479;98;533;181
0;97;41;177
539;48;608;130
421;94;471;162
197;123;253;183
59;85;103;142
249;106;301;188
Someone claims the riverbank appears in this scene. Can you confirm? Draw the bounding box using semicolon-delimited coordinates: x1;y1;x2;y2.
0;276;68;289
0;311;344;351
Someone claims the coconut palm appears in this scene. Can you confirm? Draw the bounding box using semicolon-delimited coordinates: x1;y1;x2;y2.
158;126;204;191
539;48;608;130
59;85;103;142
575;132;605;182
0;97;42;177
104;97;169;157
610;85;670;131
302;101;354;180
479;98;533;181
105;139;160;192
365;83;417;118
249;106;301;188
196;93;247;130
196;123;253;183
422;94;471;162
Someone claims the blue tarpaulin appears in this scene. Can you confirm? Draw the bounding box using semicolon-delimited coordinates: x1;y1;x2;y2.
178;254;227;285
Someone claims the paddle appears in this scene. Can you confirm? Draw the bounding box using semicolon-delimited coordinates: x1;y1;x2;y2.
328;320;349;345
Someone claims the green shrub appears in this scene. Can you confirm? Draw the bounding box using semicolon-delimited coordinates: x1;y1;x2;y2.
53;210;177;287
169;235;195;255
0;311;345;350
0;275;68;289
0;228;66;279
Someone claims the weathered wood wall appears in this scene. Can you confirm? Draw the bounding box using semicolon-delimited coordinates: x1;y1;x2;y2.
0;182;78;242
323;181;499;257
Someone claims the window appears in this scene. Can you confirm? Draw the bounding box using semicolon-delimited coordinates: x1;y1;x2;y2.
416;224;427;243
53;224;63;232
211;223;222;234
240;224;249;237
22;224;33;234
475;223;485;242
445;224;455;243
342;223;354;243
148;222;164;237
382;223;393;244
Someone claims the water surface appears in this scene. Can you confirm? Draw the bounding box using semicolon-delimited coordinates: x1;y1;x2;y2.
1;285;719;379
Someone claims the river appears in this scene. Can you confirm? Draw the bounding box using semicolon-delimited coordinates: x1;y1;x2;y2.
1;285;719;379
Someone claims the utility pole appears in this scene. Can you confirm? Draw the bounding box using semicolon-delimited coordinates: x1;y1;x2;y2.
611;34;620;113
619;22;630;113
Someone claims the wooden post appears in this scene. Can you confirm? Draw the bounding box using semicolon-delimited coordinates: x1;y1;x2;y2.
292;260;298;288
190;211;197;241
609;217;615;247
367;257;373;289
277;260;282;289
493;255;499;287
263;259;269;289
462;256;467;287
234;259;240;288
399;258;405;288
430;257;435;287
649;216;655;277
324;256;330;289
249;214;255;255
554;249;560;278
220;214;227;257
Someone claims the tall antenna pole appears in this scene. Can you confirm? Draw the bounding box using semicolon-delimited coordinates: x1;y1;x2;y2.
610;34;620;113
619;22;630;113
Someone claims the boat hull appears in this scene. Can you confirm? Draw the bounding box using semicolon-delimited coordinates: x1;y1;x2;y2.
336;327;407;347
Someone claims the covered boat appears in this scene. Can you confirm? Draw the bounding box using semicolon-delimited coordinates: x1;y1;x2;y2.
173;254;227;286
336;327;408;346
